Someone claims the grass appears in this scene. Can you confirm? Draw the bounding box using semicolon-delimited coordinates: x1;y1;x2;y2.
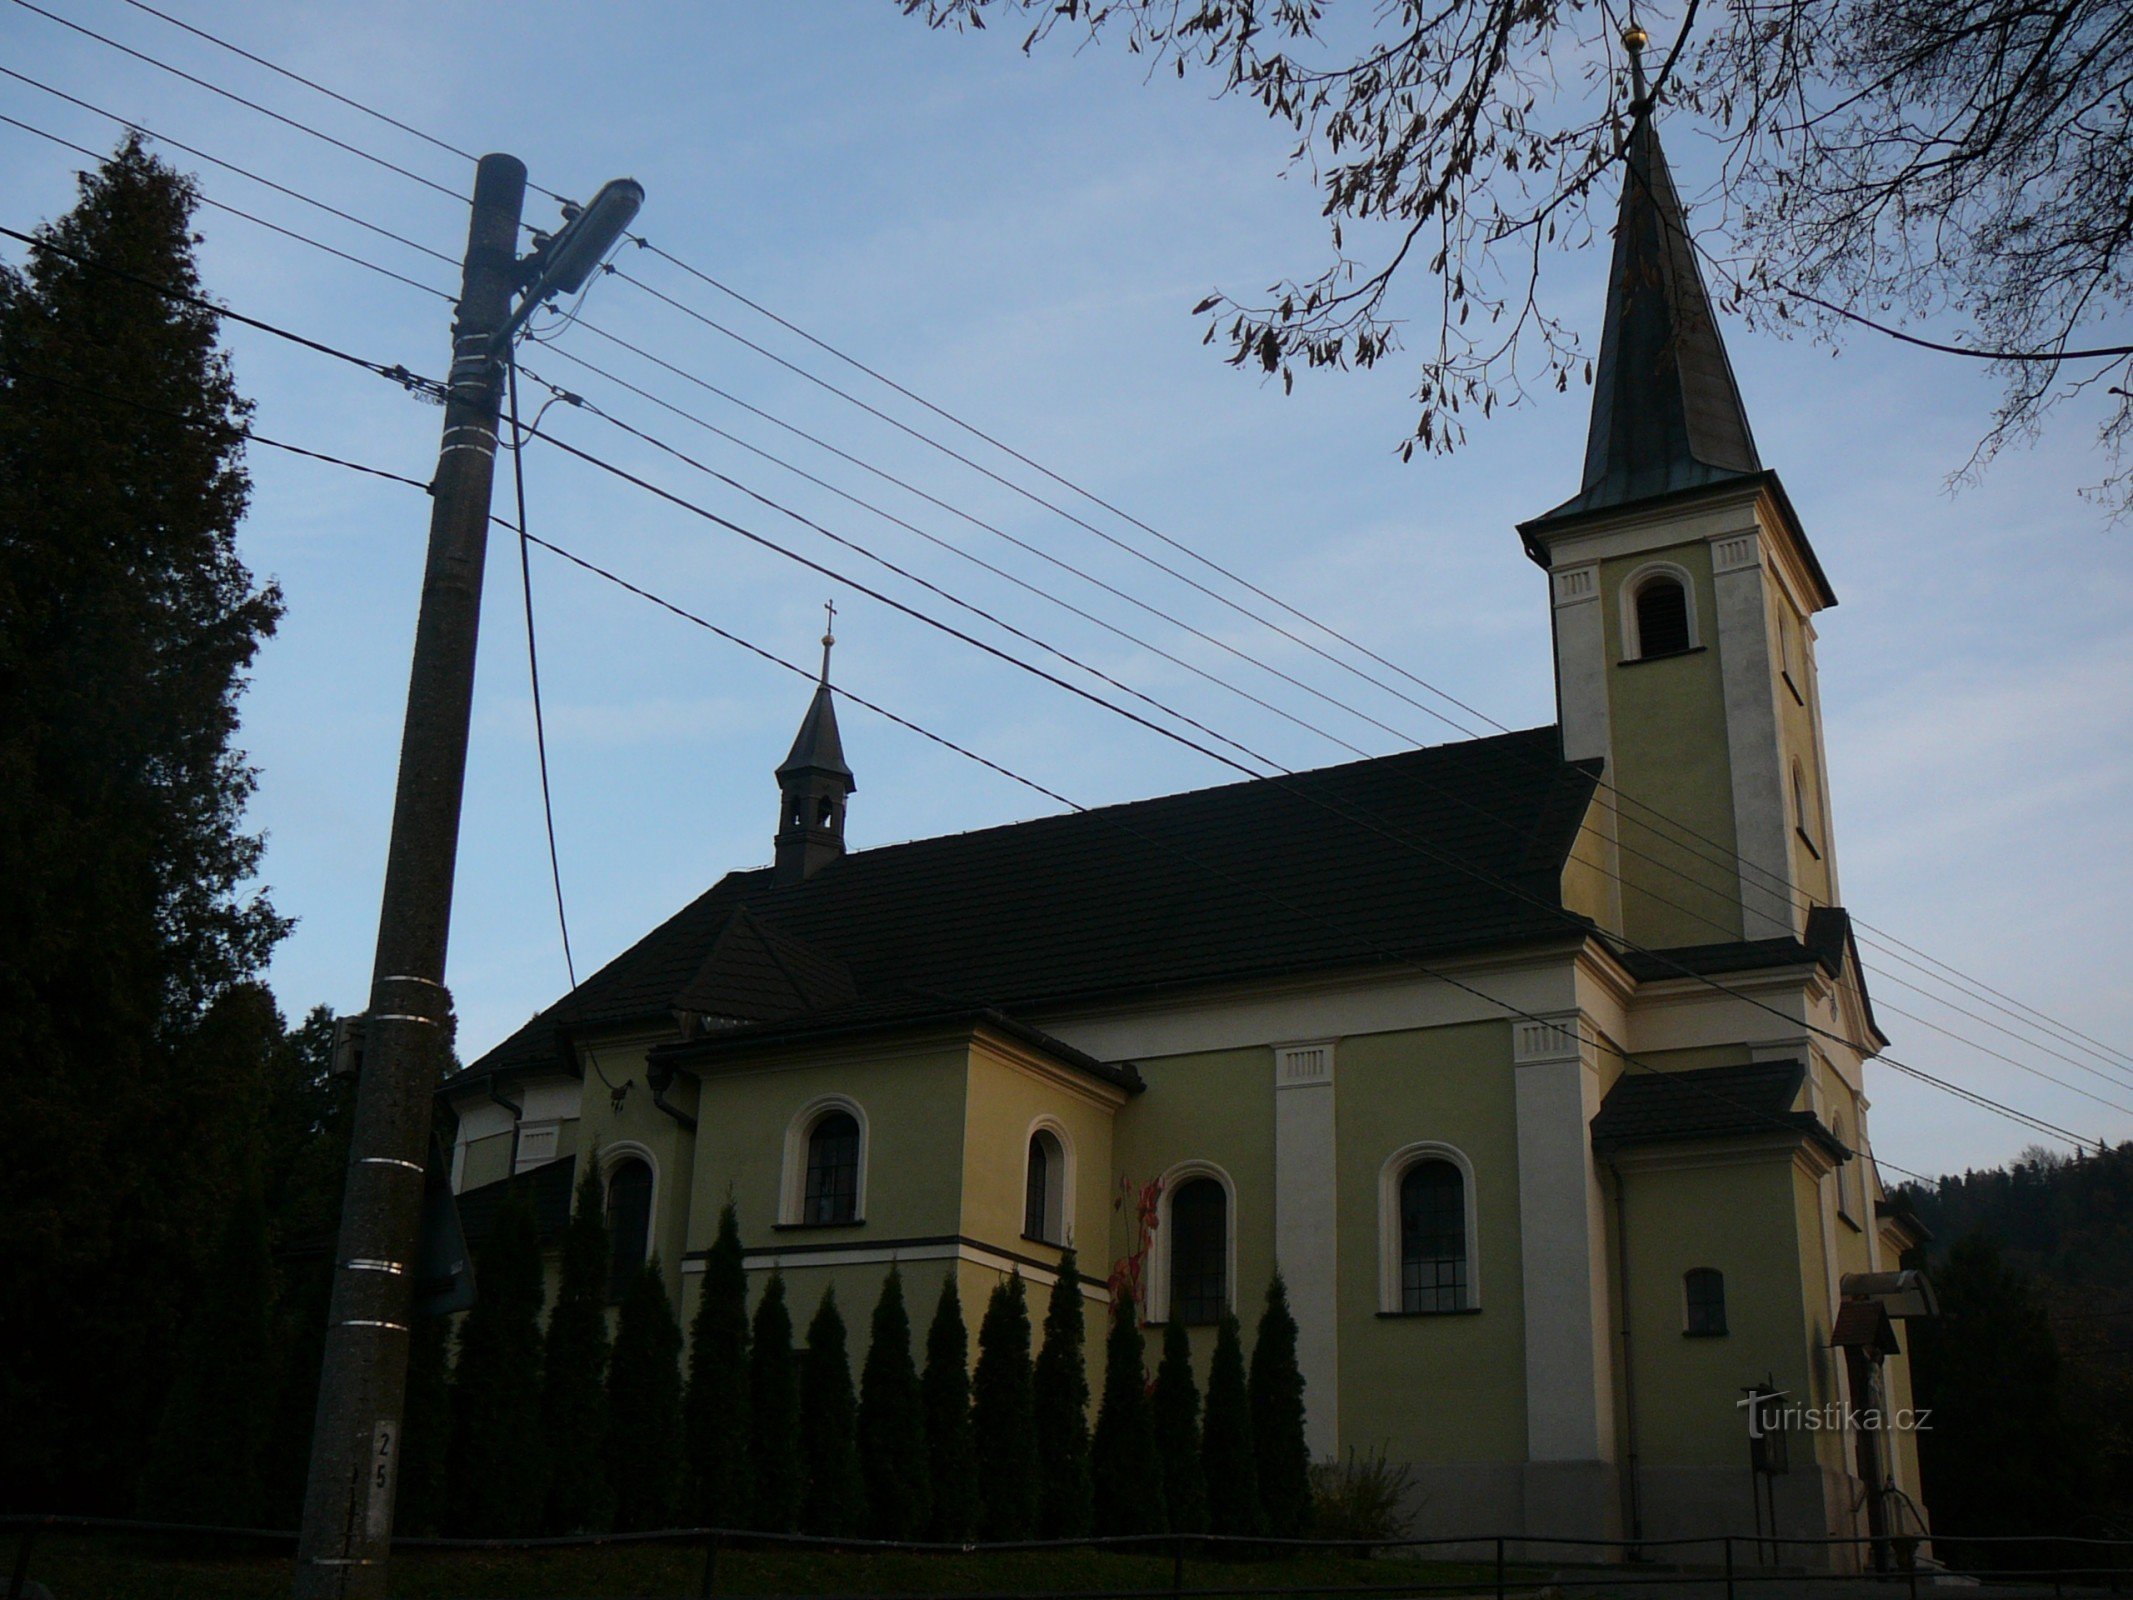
7;1532;1529;1600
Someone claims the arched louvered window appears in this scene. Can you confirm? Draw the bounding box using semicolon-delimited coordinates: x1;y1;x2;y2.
1024;1128;1066;1244
1169;1177;1228;1325
1634;576;1692;658
1400;1159;1469;1313
1684;1267;1728;1336
803;1110;861;1225
605;1157;653;1303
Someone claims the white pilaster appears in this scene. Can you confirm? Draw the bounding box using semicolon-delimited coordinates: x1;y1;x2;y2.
1512;1013;1615;1464
1273;1039;1339;1460
1710;530;1797;939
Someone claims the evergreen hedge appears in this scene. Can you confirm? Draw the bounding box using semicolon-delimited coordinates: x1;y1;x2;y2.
395;1304;452;1538
1031;1250;1094;1538
971;1273;1040;1539
920;1275;978;1542
445;1196;546;1536
748;1272;804;1532
799;1287;868;1536
684;1200;750;1530
1201;1312;1261;1538
1153;1318;1209;1534
1091;1292;1166;1536
1249;1274;1312;1538
541;1161;612;1532
857;1266;931;1539
606;1261;683;1532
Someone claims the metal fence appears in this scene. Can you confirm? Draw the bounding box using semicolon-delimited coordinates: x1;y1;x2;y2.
5;1513;2130;1600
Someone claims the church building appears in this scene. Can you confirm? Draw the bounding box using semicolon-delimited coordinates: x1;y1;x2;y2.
444;62;1932;1560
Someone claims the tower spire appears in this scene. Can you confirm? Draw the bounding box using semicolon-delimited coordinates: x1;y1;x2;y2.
774;604;855;883
1530;23;1760;525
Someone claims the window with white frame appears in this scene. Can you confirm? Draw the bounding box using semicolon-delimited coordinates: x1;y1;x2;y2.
605;1155;653;1302
1378;1142;1480;1313
1622;564;1697;660
1023;1125;1069;1245
781;1097;868;1227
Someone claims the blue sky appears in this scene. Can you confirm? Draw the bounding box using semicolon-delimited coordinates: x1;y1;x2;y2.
4;1;2129;1179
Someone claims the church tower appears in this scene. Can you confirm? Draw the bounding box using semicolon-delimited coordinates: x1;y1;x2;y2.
1518;31;1841;948
774;615;855;884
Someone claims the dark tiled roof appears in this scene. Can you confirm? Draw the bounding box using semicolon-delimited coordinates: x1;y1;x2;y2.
672;906;857;1022
779;680;852;784
1608;907;1882;1044
455;1156;576;1248
1532;101;1760;526
1591;1058;1847;1160
459;726;1600;1081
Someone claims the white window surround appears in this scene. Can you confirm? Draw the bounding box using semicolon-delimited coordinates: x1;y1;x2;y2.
1377;1140;1481;1313
779;1094;869;1226
597;1138;661;1250
1144;1159;1237;1325
1618;560;1702;659
1021;1115;1075;1247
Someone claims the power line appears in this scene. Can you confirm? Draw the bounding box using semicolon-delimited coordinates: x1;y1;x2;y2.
28;0;2123;1082
3;0;469;203
534;325;2133;1103
507;398;2100;1150
12;352;1970;1182
0;65;461;267
5;182;2112;1143
504;364;578;990
0;113;456;303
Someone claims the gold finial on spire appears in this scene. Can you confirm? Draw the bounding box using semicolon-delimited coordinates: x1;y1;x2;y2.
819;599;837;684
1622;13;1652;109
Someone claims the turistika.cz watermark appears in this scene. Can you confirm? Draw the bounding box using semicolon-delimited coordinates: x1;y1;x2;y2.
1736;1394;1931;1436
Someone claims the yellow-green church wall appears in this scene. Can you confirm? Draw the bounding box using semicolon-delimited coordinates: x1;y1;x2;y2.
678;1038;974;1258
1335;1020;1527;1463
958;1033;1123;1265
1789;1161;1853;1482
1109;1043;1276;1318
1618;1151;1811;1469
1597;540;1744;947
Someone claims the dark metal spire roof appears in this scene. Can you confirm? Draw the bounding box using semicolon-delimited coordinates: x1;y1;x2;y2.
1534;51;1761;524
777;614;853;785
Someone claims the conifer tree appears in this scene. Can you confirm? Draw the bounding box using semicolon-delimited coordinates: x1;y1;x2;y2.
1091;1293;1167;1536
136;1180;274;1525
1031;1250;1094;1538
1248;1274;1311;1538
607;1260;684;1532
1153;1319;1209;1534
799;1287;868;1535
920;1274;979;1541
971;1272;1040;1539
684;1200;750;1529
394;1306;452;1537
857;1266;931;1539
445;1198;546;1536
0;136;288;1511
1200;1313;1261;1539
748;1271;804;1532
542;1160;612;1532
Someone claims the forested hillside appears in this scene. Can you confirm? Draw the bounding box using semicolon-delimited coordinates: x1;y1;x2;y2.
1899;1143;2133;1541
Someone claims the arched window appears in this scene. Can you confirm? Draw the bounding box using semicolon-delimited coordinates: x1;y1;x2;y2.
1633;575;1692;659
1168;1177;1228;1325
605;1156;653;1303
1684;1267;1728;1336
1399;1160;1469;1313
803;1110;861;1225
1024;1127;1067;1244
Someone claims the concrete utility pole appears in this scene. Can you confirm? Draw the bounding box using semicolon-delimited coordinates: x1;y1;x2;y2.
292;151;527;1600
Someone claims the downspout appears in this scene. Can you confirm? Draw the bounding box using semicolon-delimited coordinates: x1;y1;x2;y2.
646;1061;697;1132
1609;1157;1646;1552
487;1076;523;1172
